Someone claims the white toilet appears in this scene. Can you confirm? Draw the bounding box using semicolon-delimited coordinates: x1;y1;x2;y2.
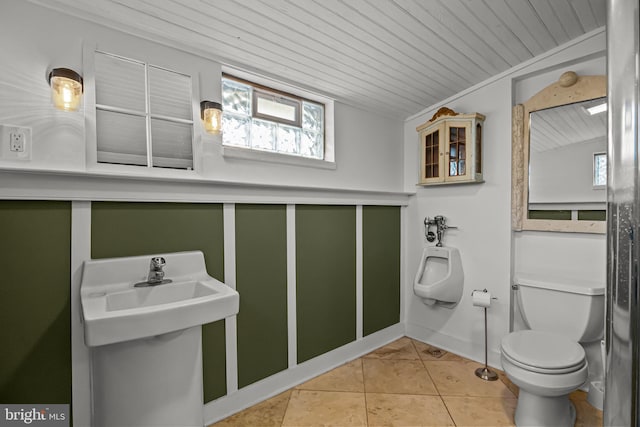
413;246;464;308
501;273;605;427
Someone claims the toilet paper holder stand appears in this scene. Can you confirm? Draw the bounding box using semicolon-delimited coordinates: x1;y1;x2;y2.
472;289;499;381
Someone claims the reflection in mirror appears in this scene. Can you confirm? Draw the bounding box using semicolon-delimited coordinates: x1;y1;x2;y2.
511;71;607;233
528;97;607;222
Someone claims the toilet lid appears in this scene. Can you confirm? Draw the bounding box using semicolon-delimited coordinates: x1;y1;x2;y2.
501;330;585;371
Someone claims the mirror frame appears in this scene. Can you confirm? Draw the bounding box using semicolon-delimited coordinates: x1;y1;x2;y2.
512;71;606;233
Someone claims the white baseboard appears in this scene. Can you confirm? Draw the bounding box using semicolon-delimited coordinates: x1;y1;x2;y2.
203;323;404;425
405;322;502;369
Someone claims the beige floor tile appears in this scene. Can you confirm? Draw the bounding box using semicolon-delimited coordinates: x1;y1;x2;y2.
364;337;420;360
297;359;364;392
425;360;515;398
366;393;455;426
363;358;438;395
571;390;589;401
412;340;466;362
571;391;603;427
497;369;519;397
442;396;517;426
282;390;367;427
208;390;291;427
211;338;602;427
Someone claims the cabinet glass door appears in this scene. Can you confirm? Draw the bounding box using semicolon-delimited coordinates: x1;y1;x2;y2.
448;126;465;176
446;123;471;181
421;124;445;183
425;129;439;179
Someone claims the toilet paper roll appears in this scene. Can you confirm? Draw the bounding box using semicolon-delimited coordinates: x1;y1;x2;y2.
472;290;492;307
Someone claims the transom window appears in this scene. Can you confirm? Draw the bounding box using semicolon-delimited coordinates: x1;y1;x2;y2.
221;75;325;160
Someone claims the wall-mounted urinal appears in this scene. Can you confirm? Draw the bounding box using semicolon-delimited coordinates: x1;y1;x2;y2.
413;246;464;308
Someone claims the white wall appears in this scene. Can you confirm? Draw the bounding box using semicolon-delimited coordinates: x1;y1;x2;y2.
0;0;403;193
403;77;513;365
513;55;607;281
402;29;607;367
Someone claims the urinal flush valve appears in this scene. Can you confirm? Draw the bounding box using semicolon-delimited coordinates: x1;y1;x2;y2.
424;215;458;247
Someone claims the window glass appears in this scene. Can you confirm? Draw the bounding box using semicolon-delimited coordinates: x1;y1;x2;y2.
96;110;147;166
222;76;324;160
95;53;146;111
594;152;606;187
148;66;192;120
94;51;194;170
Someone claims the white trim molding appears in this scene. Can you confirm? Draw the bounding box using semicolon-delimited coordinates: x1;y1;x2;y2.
70;201;92;427
0;168;412;206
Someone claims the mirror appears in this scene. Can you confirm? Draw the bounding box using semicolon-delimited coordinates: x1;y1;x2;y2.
512;71;606;233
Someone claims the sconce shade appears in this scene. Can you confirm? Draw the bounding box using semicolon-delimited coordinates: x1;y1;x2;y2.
200;101;222;134
48;68;83;112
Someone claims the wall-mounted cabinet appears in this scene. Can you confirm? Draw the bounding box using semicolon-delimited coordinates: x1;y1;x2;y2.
417;107;485;185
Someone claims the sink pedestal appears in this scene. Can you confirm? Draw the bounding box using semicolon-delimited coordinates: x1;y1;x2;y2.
81;251;239;427
92;326;203;427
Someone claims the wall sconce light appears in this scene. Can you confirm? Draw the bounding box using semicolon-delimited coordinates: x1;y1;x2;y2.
48;68;83;112
200;101;222;134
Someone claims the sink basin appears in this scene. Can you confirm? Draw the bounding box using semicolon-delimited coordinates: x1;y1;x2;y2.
106;281;216;311
81;251;239;347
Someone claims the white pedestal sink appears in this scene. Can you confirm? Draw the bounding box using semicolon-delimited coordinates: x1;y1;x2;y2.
81;251;239;427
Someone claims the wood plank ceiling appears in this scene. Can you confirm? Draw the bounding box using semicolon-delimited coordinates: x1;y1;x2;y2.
530;98;607;153
33;0;606;119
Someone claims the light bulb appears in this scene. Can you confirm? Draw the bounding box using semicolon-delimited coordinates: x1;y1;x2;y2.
200;101;222;134
48;68;83;112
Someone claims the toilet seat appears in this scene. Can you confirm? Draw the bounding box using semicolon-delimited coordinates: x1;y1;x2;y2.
501;330;586;374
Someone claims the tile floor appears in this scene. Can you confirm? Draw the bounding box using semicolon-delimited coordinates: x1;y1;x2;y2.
209;337;603;426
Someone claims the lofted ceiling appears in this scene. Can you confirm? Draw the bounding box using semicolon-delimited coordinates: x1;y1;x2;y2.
33;0;606;119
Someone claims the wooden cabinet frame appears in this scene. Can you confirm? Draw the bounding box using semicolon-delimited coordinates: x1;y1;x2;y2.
417;107;485;186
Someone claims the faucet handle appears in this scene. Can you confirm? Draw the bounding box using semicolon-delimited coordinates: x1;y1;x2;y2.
150;256;166;269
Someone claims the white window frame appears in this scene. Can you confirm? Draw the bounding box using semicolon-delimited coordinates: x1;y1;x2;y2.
221;67;335;170
593;152;606;189
252;88;301;127
84;41;201;177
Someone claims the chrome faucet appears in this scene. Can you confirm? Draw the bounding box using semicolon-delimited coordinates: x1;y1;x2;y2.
134;256;173;287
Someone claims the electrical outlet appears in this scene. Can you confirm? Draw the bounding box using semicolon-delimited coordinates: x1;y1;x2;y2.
1;125;31;160
9;131;25;152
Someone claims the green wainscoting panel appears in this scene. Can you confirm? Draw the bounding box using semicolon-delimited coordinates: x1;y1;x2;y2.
363;206;401;336
578;210;607;221
91;202;227;402
296;205;356;363
528;210;572;220
235;205;288;388
201;320;226;402
0;201;71;404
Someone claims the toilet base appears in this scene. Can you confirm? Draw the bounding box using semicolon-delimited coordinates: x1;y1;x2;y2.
515;389;576;427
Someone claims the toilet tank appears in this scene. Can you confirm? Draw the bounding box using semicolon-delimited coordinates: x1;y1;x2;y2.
515;273;605;343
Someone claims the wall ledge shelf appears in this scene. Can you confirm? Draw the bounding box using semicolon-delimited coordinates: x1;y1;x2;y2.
0;166;413;206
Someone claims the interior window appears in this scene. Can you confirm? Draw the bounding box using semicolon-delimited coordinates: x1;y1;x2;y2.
94;51;194;170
